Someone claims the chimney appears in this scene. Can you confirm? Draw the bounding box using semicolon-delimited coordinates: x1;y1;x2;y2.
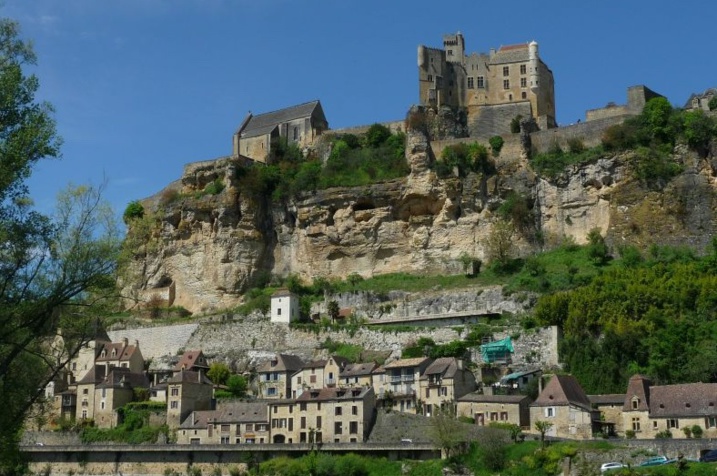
134;339;139;348
198;369;202;383
122;337;128;347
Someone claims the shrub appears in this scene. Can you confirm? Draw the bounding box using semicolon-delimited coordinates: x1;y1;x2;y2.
204;178;225;195
510;115;523;134
655;429;672;439
123;200;145;223
691;425;703;438
489;135;504;156
709;97;717;111
364;123;392;148
567;137;585;154
625;429;636;439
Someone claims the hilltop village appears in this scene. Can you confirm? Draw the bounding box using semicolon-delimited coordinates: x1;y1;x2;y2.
28;32;717;474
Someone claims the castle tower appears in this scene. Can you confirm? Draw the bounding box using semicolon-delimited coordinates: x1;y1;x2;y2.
442;32;465;64
529;41;540;91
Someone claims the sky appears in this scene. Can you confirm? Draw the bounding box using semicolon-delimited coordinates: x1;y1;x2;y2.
3;0;715;220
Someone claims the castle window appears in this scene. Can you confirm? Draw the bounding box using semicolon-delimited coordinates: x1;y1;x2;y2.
503;66;509;77
520;78;527;88
476;76;484;88
467;77;474;89
427;74;433;82
503;80;510;90
447;50;453;56
170;401;178;409
509;94;513;101
522;92;527;99
520;64;527;75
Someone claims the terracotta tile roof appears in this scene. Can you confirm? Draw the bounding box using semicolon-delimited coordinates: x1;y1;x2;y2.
649;383;717;418
96;342;139;362
532;374;592;411
457;392;531;404
383;357;431;369
491;43;530;64
499;43;528;51
173;350;209;372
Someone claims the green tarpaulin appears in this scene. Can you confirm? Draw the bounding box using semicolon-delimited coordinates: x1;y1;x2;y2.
480;337;514;363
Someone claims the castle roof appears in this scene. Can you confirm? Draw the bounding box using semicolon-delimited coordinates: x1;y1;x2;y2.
241;100;324;139
490;43;529;64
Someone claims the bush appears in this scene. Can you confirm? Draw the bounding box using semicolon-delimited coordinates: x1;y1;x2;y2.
123;200;145;223
709;97;717;111
510;115;523;134
203;178;225;195
691;425;703;438
489;135;504;156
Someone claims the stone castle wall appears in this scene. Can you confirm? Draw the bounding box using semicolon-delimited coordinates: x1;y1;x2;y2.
530;115;627;153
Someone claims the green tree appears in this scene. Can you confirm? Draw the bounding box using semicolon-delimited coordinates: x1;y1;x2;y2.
534;420;554;448
429;406;468;458
123;200;144;223
227;374;248;397
586;228;609;265
207;362;231;386
327;300;340;323
0;19;122;471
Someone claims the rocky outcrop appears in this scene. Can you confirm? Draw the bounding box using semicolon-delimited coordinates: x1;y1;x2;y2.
124;129;717;313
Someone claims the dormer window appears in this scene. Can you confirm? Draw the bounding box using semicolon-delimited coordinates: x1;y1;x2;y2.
632;397;640;410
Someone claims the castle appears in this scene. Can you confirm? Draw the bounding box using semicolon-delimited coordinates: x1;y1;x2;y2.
417;32;556;138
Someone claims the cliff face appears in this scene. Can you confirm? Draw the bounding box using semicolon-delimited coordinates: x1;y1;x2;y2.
125;131;717;313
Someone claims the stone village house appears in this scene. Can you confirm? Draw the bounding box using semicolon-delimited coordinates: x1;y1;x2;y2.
529;374;600;439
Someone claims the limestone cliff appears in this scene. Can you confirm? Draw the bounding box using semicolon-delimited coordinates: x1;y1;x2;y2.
124;125;717;313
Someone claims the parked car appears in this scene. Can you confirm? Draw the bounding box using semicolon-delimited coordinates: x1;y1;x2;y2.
639;456;668;467
600;462;626;473
700;449;717;462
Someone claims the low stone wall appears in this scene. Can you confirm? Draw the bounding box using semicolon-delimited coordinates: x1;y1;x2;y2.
530;115;627;153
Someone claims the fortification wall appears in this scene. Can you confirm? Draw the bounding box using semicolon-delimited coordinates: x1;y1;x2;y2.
468;102;533;140
530;116;627;153
330;120;405;136
429;134;523;164
107;323;198;361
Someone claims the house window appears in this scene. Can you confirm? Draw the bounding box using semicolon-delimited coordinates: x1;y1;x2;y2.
500;412;508;421
171;387;179;397
352;405;358;416
490;412;498;421
632;417;641;431
310;375;317;383
467;77;474;89
427;74;433;82
440;387;447;397
335;407;342;416
667;419;679;429
83;389;88;395
334;422;343;434
653;421;658;430
425;388;430;398
277;308;282;315
632;398;640;410
476;76;484;88
503;66;509;77
520;64;527;75
221;424;230;432
220;436;229;444
102;388;106;398
545;407;555;418
503;80;510;90
170;401;178;409
267;387;276;396
522;92;527;99
300;403;307;411
289;405;293;414
316;416;322;428
350;421;358;434
301;417;306;429
293;127;298;141
520;78;527;88
706;417;717;428
246;424;253;431
82;410;87;419
100;402;105;410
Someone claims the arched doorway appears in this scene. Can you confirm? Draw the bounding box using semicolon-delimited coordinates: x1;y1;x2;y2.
273;434;286;444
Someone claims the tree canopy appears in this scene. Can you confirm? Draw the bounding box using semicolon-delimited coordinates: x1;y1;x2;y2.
0;18;120;472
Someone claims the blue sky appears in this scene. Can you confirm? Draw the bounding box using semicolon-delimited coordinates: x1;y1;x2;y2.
4;0;714;219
